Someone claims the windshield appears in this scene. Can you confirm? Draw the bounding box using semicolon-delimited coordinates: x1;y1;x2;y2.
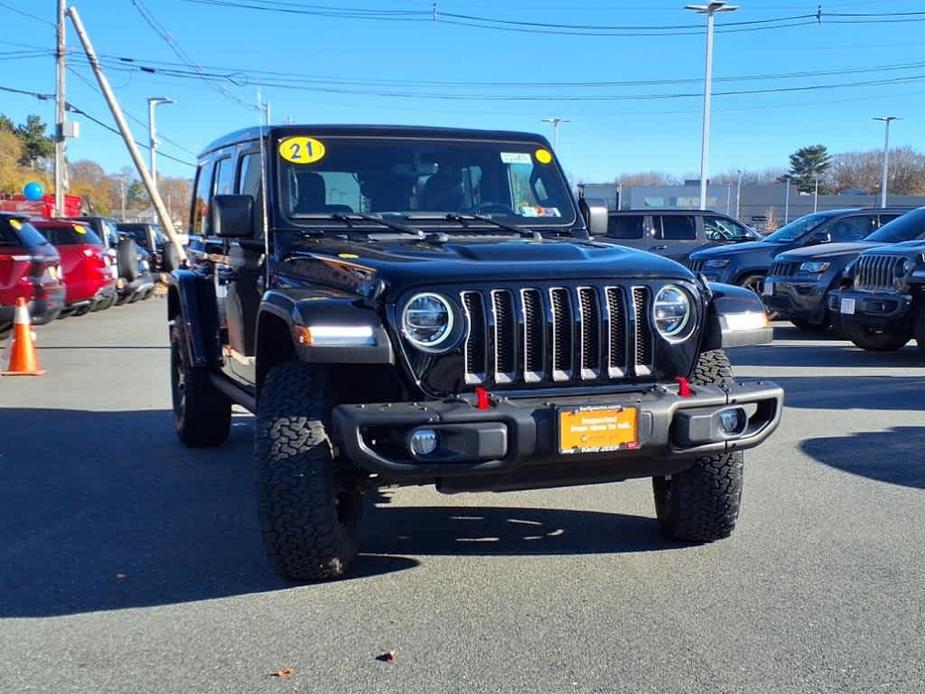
704;216;759;241
0;218;49;247
37;223;103;246
276;136;575;228
864;208;925;243
763;211;845;243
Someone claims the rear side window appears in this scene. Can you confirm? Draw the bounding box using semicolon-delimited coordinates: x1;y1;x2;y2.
0;219;49;247
878;214;902;227
827;215;875;242
40;224;103;246
191;162;215;234
238;153;263;196
214;157;235;196
657;215;697;240
607;215;646;239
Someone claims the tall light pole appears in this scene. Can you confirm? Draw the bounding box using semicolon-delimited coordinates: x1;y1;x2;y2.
542;117;571;150
813;176;820;213
783;174;792;224
873;116;900;208
735;168;743;219
685;1;739;211
54;0;67;217
147;97;174;190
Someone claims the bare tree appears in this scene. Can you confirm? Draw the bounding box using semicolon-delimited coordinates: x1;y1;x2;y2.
829;147;925;195
615;171;679;186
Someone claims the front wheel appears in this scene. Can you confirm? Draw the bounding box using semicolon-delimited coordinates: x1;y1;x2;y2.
255;362;363;582
790;318;828;333
842;320;909;352
652;349;745;542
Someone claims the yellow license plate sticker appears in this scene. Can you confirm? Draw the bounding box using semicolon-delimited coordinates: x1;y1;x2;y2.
558;406;638;455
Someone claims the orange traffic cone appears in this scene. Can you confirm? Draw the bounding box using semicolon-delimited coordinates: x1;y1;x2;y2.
2;298;45;376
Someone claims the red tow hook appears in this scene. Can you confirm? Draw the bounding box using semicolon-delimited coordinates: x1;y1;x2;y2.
475;386;491;410
675;377;693;398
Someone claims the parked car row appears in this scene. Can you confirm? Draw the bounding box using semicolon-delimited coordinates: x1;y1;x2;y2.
0;212;158;333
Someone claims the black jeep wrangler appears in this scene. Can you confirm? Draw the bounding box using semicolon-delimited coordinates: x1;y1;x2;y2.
168;125;783;581
829;240;925;352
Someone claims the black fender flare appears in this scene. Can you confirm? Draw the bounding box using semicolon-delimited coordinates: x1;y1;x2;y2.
702;282;773;350
258;289;395;366
167;270;222;368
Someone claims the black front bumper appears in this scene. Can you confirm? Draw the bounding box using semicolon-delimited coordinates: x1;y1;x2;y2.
764;277;832;323
827;288;914;329
332;380;783;492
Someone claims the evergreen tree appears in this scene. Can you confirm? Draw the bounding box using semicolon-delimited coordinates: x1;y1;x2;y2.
786;145;832;193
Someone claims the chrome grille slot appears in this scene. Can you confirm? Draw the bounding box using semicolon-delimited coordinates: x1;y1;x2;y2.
687;259;705;273
550;287;573;380
491;289;516;382
578;287;601;379
462;291;486;383
632;287;653;375
522;289;545;380
605;287;627;377
769;261;798;277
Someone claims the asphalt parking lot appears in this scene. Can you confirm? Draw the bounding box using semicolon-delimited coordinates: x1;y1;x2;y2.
1;299;923;694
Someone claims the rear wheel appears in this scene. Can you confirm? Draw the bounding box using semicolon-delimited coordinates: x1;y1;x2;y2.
842;320;909;352
255;362;363;582
652;349;745;542
170;320;231;447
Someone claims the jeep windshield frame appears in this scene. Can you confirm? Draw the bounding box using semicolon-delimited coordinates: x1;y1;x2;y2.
274;135;578;232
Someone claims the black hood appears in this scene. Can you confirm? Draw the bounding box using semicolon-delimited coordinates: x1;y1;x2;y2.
776;242;882;262
691;240;775;260
278;235;693;299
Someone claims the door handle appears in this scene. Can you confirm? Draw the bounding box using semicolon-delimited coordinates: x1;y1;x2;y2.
650;245;668;251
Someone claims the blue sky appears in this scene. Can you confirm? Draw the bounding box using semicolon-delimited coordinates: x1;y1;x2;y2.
2;0;924;183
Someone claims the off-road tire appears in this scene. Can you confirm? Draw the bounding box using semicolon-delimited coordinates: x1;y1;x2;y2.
652;349;745;542
842;320;909;352
169;321;231;447
255;362;363;582
790;318;828;333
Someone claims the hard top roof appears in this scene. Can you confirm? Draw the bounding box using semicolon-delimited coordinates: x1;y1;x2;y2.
199;124;552;158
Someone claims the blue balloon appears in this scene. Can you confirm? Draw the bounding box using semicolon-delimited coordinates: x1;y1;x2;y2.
23;182;44;202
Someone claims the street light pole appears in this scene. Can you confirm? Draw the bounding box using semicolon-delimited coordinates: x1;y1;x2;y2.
686;1;739;211
147;97;174;191
541;117;571;150
54;0;67;217
783;175;792;224
813;176;819;213
735;168;743;219
873;116;900;208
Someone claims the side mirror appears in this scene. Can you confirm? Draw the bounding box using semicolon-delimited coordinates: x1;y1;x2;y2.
807;230;831;246
578;197;609;235
211;195;254;238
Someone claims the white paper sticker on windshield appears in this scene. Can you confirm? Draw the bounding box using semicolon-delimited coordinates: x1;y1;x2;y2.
519;206;561;218
501;152;532;165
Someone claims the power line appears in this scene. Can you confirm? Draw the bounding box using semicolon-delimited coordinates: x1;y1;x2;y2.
0;0;54;26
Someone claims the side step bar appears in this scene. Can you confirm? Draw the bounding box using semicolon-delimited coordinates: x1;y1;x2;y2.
209;373;257;413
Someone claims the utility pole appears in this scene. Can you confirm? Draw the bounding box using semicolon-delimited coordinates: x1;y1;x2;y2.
54;0;67;217
813;176;820;213
873;116;900;208
735;169;743;219
542;117;571;150
686;1;739;211
147;97;174;191
67;6;186;263
783;175;792;224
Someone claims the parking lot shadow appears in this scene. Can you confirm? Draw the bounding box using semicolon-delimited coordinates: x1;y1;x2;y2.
0;408;416;618
802;427;925;490
766;376;925;411
362;504;673;557
731;343;922;369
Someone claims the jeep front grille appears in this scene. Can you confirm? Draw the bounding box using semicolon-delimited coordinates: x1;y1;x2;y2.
687;259;705;273
769;261;799;277
460;284;654;387
856;255;903;291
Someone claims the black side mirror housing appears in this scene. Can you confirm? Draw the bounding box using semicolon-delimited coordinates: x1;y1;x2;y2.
211;195;254;238
807;230;831;246
578;197;609;235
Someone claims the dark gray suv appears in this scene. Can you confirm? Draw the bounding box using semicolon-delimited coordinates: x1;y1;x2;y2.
602;209;759;263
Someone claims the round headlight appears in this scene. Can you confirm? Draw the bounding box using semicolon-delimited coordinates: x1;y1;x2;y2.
653;285;692;338
402;292;454;351
895;258;911;277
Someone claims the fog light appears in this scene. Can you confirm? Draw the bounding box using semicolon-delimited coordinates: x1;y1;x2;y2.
717;408;747;436
409;428;438;456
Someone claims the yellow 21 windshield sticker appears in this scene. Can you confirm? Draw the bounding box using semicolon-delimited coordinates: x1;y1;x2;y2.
9;219;22;230
279;136;326;164
534;148;553;164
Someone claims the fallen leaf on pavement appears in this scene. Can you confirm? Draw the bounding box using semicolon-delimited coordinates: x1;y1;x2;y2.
272;667;295;678
376;650;397;663
115;573;127;579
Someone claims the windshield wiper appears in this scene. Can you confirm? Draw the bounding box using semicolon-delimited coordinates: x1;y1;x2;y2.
405;213;539;239
330;213;425;238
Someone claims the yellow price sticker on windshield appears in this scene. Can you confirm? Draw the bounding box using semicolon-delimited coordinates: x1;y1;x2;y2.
279;136;326;164
73;224;87;234
535;148;553;165
9;219;22;230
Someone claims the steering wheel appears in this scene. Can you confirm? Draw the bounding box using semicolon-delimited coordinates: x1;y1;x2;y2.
465;202;517;216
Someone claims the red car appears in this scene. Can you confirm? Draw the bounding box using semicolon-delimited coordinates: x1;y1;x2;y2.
32;220;117;316
0;213;66;332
